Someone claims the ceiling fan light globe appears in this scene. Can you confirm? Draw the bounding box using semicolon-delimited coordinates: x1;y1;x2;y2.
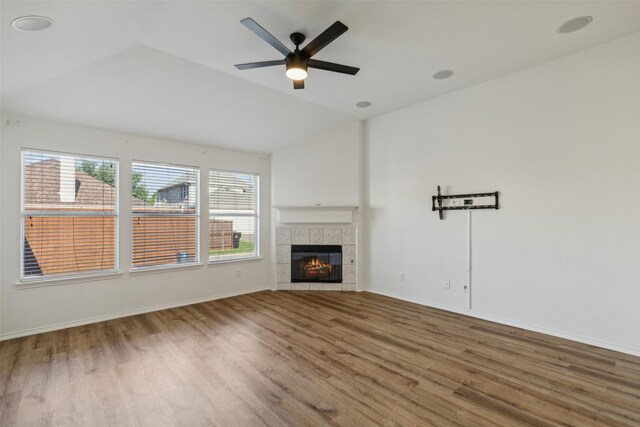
286;68;308;80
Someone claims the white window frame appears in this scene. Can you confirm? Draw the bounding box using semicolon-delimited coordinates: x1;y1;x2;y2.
208;169;260;264
130;160;200;271
20;148;120;282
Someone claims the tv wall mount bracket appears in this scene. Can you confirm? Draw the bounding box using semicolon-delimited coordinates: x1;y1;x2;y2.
432;186;499;220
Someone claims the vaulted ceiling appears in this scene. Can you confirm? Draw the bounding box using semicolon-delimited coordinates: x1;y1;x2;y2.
3;1;640;153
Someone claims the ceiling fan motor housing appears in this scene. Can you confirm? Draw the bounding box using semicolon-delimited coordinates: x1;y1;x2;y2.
286;52;308;72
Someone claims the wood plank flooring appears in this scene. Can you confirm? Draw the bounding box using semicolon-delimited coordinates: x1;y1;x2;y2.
1;290;639;426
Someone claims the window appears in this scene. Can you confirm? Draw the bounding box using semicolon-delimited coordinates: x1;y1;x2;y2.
209;170;259;262
131;161;199;269
21;149;118;280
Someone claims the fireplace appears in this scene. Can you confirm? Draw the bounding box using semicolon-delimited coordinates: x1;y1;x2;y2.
291;245;342;283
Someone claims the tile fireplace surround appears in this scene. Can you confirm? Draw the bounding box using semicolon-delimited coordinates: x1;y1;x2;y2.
276;226;357;291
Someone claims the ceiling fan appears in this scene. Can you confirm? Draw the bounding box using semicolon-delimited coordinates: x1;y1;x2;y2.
235;18;359;89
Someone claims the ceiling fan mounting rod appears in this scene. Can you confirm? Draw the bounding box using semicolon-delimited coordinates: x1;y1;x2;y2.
290;32;306;49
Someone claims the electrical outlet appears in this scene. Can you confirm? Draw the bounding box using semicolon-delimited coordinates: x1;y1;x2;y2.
444;280;451;289
400;272;405;281
235;269;241;277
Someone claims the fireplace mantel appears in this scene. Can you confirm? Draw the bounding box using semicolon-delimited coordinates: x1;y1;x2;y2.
274;205;357;224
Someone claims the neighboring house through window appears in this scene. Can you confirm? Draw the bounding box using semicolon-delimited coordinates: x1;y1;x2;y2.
209;169;259;262
157;182;190;204
21;149;119;280
132;161;199;269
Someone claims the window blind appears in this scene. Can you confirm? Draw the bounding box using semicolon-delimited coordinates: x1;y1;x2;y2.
209;169;259;261
132;161;199;269
21;149;118;279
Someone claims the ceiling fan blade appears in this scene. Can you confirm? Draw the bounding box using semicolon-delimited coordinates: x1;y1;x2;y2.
235;60;285;70
241;17;292;57
293;79;305;90
308;59;359;75
302;21;348;58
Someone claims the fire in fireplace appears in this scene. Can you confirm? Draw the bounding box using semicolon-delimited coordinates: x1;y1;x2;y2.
291;245;342;283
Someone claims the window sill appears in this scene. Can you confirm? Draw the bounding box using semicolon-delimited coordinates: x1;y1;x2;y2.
17;271;123;289
208;256;263;266
129;263;203;275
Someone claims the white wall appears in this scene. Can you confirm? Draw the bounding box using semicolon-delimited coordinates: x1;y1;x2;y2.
365;33;640;355
0;116;272;339
272;121;361;207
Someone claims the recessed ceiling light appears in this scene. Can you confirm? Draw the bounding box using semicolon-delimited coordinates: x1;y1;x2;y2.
11;15;53;32
356;101;372;108
433;70;454;80
557;16;593;34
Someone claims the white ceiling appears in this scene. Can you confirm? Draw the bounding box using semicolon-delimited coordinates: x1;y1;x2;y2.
3;1;640;153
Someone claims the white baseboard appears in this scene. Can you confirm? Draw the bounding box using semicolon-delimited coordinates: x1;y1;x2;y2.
0;286;270;341
366;288;640;357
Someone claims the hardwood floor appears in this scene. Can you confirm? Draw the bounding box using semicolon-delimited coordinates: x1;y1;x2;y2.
1;291;639;426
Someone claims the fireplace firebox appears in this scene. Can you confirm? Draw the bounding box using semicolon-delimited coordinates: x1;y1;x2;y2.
291;245;342;283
